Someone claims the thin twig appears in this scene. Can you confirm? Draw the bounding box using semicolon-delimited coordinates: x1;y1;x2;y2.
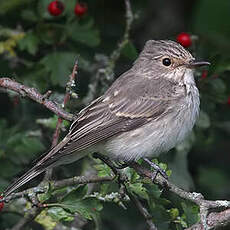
0;78;75;121
107;0;134;73
131;194;158;230
51;60;78;147
44;60;79;181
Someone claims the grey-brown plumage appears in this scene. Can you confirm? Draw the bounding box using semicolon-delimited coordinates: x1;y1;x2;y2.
4;40;210;197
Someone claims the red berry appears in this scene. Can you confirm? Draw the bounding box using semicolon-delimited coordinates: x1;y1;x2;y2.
227;96;230;106
176;32;192;48
48;1;64;16
0;196;4;211
201;70;208;79
74;3;88;17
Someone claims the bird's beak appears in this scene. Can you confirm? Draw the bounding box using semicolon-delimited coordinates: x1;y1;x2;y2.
186;60;211;68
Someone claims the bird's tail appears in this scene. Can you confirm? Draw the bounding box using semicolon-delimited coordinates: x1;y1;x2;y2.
3;135;72;197
3;165;46;197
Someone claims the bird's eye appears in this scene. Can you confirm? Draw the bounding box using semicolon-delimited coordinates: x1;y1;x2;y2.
162;58;171;66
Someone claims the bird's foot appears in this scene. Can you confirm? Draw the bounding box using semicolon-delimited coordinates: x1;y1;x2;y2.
143;158;168;181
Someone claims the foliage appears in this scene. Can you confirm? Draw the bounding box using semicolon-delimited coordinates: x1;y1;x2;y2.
0;0;230;229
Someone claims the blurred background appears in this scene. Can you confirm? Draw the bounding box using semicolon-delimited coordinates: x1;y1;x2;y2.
0;0;230;229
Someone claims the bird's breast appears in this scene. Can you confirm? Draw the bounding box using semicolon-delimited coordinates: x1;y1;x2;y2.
103;84;200;162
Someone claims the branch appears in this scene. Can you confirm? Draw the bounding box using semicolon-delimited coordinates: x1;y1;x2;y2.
129;162;230;230
53;175;113;190
0;78;75;121
1;175;113;203
186;209;230;230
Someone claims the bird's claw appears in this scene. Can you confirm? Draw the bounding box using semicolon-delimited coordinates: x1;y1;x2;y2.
143;158;168;181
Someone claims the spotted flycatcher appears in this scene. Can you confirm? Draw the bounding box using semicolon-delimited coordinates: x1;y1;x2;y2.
4;40;210;197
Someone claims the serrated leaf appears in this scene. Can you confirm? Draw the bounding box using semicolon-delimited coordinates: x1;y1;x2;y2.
60;197;103;220
41;52;76;86
59;186;103;220
68;21;100;47
47;207;74;222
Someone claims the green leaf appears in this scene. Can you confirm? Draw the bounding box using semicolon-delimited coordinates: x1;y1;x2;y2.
122;41;138;60
36;23;66;45
58;186;103;220
129;182;149;200
62;185;88;202
47;207;74;222
60;198;103;220
18;31;40;55
94;163;112;177
40;52;76;86
181;202;199;226
68;21;100;47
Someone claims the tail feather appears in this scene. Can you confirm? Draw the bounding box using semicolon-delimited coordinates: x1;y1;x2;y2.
3;135;72;197
3;166;45;197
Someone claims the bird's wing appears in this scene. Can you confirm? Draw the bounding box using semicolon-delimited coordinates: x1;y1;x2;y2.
3;72;185;196
42;72;186;165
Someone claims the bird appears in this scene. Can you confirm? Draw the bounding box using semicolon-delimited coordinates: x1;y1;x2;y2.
3;40;210;197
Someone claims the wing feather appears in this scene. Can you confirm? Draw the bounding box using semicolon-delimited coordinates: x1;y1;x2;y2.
46;73;185;162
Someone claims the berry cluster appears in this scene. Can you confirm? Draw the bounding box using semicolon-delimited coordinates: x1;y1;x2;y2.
48;1;88;17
